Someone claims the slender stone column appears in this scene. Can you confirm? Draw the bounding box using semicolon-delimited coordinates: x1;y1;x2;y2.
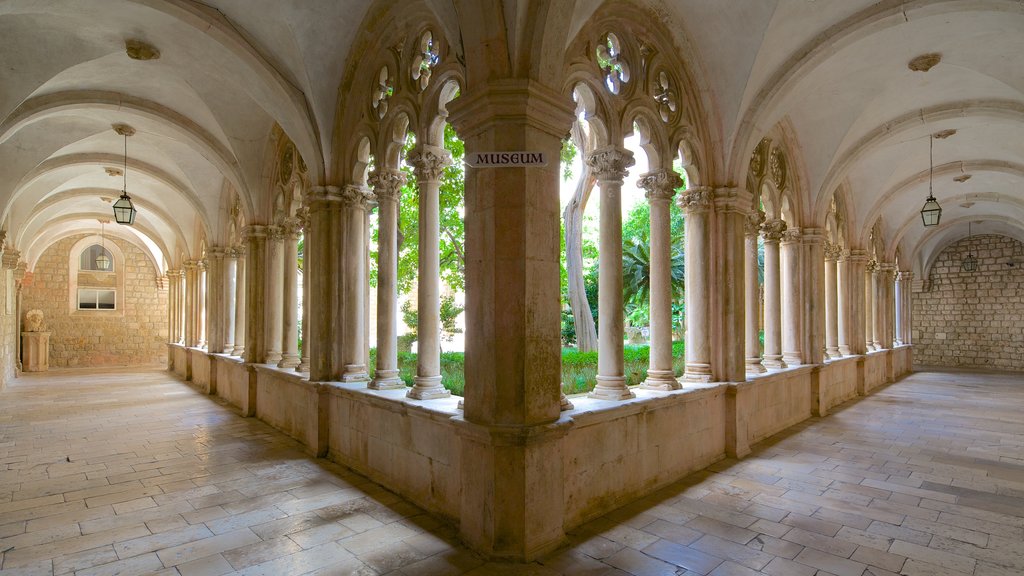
278;218;302;368
781;228;803;365
894;270;904;345
680;186;715;382
204;249;223;352
588;145;635;399
745;211;766;374
243;226;268;364
184;261;196;346
837;251;851;356
264;225;284;365
870;260;882;350
197;260;208;349
878;263;895;349
166;270;179;344
846;250;868;355
406;146;451;399
901;271;914;345
297;209;310;373
369;169;406;389
824;242;842;358
232;246;246;356
223;251;237;354
638;169;681;390
760;219;786;369
341;186;372;382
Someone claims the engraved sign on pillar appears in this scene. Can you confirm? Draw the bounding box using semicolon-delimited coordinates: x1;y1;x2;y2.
465;151;547;168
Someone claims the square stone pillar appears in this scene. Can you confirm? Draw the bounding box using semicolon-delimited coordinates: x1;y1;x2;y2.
801;228;826;366
22;332;49;372
243;225;268;364
713;187;750;382
448;79;574;561
303;187;344;382
846;250;868;356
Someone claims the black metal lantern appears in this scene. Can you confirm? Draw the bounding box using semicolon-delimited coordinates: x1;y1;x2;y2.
113;128;137;225
961;221;978;272
921;135;942;227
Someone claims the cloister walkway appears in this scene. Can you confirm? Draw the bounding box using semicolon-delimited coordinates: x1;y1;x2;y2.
1;367;1023;576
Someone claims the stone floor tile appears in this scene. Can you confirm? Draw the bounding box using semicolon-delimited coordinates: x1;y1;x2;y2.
175;553;235;576
689;535;773;571
760;556;817;576
849;544;906;572
603;547;677;576
792;547;866;576
706;560;762;576
51;545;118;575
156;528;261;567
684;515;757;544
899;558;974;576
889;539;976;574
641;538;723;573
74;551;165;576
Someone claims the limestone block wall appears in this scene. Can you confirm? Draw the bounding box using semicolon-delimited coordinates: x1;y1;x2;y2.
914;234;1024;371
22;234;168;367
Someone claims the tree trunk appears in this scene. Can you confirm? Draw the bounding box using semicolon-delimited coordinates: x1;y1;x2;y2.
563;121;598;352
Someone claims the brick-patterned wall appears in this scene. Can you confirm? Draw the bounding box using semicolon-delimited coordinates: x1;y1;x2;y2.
22;235;168;368
913;234;1024;371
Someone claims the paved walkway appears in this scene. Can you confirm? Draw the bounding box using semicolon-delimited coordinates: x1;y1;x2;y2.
2;368;1023;575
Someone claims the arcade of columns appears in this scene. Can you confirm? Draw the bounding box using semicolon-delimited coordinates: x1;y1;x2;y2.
165;14;914;562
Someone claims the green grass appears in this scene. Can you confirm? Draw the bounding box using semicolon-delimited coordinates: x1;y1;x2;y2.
369;341;684;397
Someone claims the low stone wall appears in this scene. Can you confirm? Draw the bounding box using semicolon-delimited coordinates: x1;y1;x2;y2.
171;346;912;558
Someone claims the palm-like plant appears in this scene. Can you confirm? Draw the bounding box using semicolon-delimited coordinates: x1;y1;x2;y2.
622;235;685;324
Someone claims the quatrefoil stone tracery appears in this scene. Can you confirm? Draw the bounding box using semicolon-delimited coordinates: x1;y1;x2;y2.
411;31;439;92
371;65;394;119
596;32;630;94
653;70;677;122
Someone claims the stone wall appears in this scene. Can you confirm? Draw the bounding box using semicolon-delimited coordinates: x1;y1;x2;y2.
22;234;168;367
914;234;1024;371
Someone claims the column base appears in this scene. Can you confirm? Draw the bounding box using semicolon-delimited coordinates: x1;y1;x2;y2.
369;369;406;390
277;354;300;369
560;392;574;411
265;351;282;365
341;364;370;383
838;345;851;356
296;358;309;373
231;345;245;357
407;375;450;399
782;352;802;366
763;355;787;369
745;357;767;374
683;363;713;383
588;376;635;400
639;369;680;391
825;347;842;359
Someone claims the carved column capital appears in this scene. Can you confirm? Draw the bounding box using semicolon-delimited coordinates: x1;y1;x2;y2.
281;216;303;239
266;224;285;242
867;259;879;273
586;146;634;182
678;186;714;213
407;145;452;181
897;270;914;281
341;185;374;211
638;169;681;201
368;169;407;202
846;249;869;264
760;218;787;242
2;249;20;270
780;228;802;245
745;210;766;236
824;241;844;261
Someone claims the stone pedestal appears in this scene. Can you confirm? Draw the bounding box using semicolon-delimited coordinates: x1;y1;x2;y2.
22;332;49;372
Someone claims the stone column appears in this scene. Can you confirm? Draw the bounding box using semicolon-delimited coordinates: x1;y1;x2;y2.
204;248;223;353
900;271;914;345
406;146;451;399
278;218;302;368
878;263;895;349
802;229;826;366
448;79;574;561
680;186;715;382
184;261;196;347
847;250;869;355
232;246;246;356
638;169;680;390
588;145;635;399
197;260;208;349
297;209;310;373
894;270;904;346
369;169;406;389
243;226;267;364
714;188;750;382
869;260;881;350
340;186;372;381
836;251;850;356
223;251;237;354
760;219;786;369
166;270;180;344
264;225;284;365
824;242;842;358
304;186;343;381
781;228;803;365
745;211;766;374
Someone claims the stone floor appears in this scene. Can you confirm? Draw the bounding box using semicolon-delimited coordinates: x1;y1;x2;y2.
1;368;1023;575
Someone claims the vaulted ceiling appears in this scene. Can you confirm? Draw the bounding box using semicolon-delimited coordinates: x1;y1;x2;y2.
2;0;1021;278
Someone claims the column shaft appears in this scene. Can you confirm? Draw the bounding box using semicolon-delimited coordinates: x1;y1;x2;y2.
825;244;841;358
304;187;342;381
265;227;284;364
243;226;267;364
198;262;207;348
681;187;714;382
639;170;679;390
223;253;237;353
341;188;371;381
589;146;635;399
184;262;196;346
837;253;851;356
297;210;310;372
370;170;405;389
870;263;882;350
745;213;766;373
781;229;802;365
761;220;786;368
233;249;246;356
407;146;450;399
279;219;301;368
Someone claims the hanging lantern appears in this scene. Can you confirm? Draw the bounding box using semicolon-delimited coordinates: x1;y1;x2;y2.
921;135;942;227
113;126;138;225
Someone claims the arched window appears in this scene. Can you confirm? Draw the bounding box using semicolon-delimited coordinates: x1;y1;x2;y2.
79;244;115;272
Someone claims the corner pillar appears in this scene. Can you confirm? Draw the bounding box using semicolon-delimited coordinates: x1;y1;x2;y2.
680;186;715;382
802;228;826;366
